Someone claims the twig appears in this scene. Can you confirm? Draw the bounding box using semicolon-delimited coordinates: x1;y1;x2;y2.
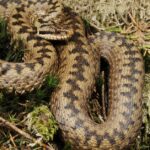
128;12;142;31
0;116;54;150
9;132;17;148
101;71;107;120
90;22;104;31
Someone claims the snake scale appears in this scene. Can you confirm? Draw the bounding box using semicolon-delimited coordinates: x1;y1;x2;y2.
0;0;144;149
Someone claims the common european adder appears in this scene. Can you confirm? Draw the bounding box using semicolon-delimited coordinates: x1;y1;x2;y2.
0;0;144;149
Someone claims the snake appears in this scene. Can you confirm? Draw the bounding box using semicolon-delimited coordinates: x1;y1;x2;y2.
0;0;144;149
0;0;73;93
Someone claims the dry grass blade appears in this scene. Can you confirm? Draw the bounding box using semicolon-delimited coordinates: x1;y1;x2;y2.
0;117;55;150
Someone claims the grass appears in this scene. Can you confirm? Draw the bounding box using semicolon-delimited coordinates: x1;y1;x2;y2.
63;0;150;70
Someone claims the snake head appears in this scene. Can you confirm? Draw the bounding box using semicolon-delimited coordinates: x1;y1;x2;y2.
23;0;74;40
34;12;74;40
35;19;74;40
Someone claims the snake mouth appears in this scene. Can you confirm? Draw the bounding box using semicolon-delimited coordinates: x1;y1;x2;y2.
32;14;74;40
35;19;74;40
37;28;74;40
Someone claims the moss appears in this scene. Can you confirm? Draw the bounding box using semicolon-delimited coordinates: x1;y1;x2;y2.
26;105;58;142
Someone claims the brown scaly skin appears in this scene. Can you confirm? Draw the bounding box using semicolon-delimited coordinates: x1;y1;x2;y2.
0;0;73;93
50;7;144;150
0;0;144;149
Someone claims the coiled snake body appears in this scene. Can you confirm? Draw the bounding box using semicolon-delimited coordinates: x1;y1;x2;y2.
0;0;144;149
